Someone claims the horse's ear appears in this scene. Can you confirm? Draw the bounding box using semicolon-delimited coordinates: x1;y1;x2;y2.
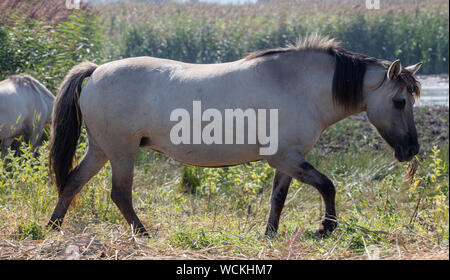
405;62;423;75
387;59;402;80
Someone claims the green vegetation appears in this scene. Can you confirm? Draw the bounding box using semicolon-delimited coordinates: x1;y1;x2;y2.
104;0;449;74
0;0;448;87
0;1;104;92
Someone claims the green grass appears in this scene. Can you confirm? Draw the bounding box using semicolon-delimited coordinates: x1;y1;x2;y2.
0;121;447;259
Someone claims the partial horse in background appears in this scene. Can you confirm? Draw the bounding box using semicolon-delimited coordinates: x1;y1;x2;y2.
0;75;54;158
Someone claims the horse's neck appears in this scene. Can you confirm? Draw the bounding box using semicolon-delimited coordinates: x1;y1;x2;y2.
316;64;385;130
321;106;364;131
307;82;365;131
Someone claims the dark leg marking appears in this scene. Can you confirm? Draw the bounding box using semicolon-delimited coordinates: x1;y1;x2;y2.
110;156;148;236
307;172;337;236
265;170;292;236
270;156;337;237
300;162;314;170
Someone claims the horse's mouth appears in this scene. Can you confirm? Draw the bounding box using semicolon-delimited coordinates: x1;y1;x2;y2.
394;143;420;162
378;129;419;162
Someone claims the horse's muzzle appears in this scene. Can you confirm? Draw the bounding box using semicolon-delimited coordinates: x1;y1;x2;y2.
394;140;420;162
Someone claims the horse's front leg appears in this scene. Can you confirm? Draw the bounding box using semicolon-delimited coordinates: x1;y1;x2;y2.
268;151;337;237
265;170;292;236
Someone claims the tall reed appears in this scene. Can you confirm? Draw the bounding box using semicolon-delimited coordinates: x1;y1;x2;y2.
102;0;449;74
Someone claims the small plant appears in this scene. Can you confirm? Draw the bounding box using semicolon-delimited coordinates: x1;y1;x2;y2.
15;221;44;241
178;165;203;194
171;225;213;249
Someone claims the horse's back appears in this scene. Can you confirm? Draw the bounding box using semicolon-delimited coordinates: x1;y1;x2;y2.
80;56;254;127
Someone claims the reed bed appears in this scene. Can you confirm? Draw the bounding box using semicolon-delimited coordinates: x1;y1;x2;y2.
0;0;93;25
101;0;449;74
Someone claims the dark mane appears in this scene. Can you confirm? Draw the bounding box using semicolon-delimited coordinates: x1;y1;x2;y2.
244;35;421;110
331;48;388;110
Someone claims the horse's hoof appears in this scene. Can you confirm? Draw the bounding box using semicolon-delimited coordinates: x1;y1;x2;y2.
264;230;277;239
313;229;332;239
47;220;62;231
314;221;337;238
132;226;151;238
264;234;277;241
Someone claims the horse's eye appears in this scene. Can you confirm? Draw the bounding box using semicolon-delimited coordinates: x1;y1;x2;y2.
393;98;406;110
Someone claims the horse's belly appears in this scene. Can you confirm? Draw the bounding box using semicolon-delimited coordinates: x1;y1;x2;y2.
147;142;262;167
0;107;27;139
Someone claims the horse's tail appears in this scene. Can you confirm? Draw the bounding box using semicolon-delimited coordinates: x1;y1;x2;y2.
49;62;98;195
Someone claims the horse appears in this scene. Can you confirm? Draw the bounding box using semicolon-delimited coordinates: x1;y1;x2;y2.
47;35;422;237
0;75;54;159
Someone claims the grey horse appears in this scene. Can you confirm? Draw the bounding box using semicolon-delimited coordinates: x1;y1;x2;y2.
0;75;54;158
48;35;422;237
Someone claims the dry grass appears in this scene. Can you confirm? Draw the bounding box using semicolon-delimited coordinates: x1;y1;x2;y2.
0;224;447;260
0;140;448;260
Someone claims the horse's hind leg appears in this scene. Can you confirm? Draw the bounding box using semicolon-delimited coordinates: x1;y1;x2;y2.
25;123;44;157
1;138;13;159
109;150;148;236
48;140;107;229
29;131;43;157
265;170;292;236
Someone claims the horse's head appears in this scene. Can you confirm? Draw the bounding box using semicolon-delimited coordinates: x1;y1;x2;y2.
365;60;422;162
